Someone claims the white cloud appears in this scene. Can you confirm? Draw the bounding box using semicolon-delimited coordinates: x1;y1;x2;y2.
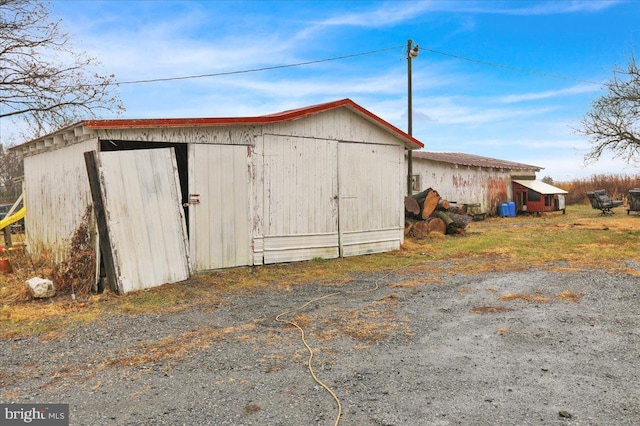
416;96;559;125
311;1;435;28
498;83;603;103
434;0;621;16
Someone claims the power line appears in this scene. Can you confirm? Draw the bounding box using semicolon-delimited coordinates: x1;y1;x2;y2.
111;45;405;86
89;44;602;88
421;47;601;85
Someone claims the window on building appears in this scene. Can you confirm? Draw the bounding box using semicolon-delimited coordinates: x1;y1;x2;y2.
411;175;421;192
528;189;541;202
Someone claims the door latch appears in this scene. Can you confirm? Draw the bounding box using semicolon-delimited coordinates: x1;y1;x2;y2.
183;194;200;207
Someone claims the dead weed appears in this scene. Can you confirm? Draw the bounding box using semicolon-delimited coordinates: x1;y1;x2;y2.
500;292;551;303
470;306;515;315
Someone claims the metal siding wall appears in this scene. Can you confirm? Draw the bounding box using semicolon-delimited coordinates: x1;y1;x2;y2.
23;139;98;262
100;149;190;292
252;139;264;265
189;144;251;270
415;159;535;213
263;108;401;145
338;143;403;256
97;126;258;145
262;135;339;263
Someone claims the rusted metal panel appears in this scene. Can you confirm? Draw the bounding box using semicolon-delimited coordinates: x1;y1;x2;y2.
189;144;251;270
23;138;98;262
262;135;339;264
99;148;190;292
413;151;541;171
338;143;404;256
412;157;537;215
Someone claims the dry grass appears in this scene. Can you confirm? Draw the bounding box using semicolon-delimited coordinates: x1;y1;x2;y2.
6;322;260;394
97;323;256;370
1;203;639;339
556;173;640;205
498;290;585;305
319;293;412;344
389;277;444;288
500;292;551;303
556;291;585;303
49;206;96;297
470;306;515;315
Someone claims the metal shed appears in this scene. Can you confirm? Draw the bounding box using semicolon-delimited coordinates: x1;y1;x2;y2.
12;99;423;293
409;152;541;215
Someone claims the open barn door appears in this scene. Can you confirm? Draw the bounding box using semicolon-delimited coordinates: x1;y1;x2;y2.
85;148;190;294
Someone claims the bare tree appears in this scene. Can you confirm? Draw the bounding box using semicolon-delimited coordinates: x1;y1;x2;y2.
579;55;640;165
0;0;123;138
0;145;22;199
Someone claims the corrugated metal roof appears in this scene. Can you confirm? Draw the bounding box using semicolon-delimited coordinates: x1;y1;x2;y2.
513;179;568;194
412;151;541;171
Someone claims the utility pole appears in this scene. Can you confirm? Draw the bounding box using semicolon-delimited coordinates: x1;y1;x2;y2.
407;39;419;195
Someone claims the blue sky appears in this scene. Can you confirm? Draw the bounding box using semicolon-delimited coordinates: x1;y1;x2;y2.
12;0;640;180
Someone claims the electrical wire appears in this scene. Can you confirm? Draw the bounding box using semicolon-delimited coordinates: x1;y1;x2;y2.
274;265;409;426
87;43;595;88
421;47;601;85
109;45;404;86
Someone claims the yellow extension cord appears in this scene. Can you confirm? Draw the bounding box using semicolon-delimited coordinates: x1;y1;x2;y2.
274;267;403;426
275;292;344;426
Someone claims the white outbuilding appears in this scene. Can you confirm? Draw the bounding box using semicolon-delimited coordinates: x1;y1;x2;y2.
12;99;423;293
410;151;541;216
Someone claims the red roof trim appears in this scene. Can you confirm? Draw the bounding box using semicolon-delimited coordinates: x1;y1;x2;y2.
83;98;423;149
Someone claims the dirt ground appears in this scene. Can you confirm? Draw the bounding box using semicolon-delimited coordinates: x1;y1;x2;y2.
1;263;639;425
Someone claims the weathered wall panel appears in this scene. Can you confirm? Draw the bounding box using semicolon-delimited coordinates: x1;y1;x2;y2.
99;149;190;292
338;143;404;256
261;135;339;263
251;140;264;266
189;144;252;270
96;126;260;145
412;158;536;215
263;108;402;145
24;138;98;262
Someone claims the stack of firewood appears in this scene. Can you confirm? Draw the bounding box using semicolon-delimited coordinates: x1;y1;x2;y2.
404;188;471;238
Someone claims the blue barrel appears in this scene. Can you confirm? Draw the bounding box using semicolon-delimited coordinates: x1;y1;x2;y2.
507;201;516;217
498;203;508;217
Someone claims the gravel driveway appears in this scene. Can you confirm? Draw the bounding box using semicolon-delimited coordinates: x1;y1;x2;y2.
2;266;639;425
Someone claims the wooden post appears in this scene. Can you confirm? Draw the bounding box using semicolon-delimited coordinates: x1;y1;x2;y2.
84;151;121;295
3;227;11;247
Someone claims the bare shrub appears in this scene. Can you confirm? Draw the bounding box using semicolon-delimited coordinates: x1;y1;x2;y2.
49;206;96;297
555;173;640;205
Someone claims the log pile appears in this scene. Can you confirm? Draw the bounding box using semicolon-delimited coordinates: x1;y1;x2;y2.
404;188;471;238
